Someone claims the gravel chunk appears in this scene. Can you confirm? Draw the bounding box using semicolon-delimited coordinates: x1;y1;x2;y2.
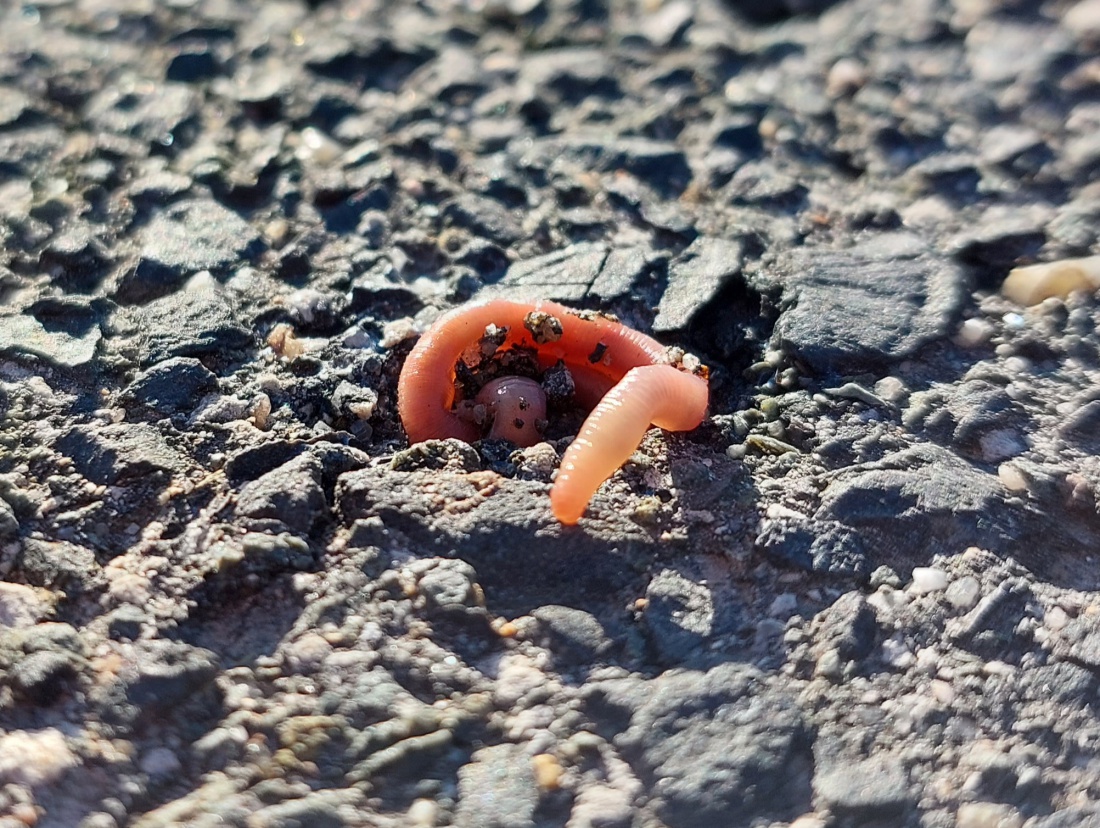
455;743;538;828
126;288;253;366
338;465;655;613
116;199;262;302
0;728;78;787
484;243;658;305
772;232;965;372
814;444;1021;572
125;357;218;413
813;754;913;822
642;567;721;667
531;605;611;667
55;423;186;485
94;639;220;730
593;664;809;827
653;237;744;333
0;583;48;627
236;454;326;534
0;305;103;368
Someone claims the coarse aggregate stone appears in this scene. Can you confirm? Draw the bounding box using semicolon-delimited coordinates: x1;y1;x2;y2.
0;0;1098;826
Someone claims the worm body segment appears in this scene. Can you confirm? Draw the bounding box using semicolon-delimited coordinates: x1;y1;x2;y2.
396;298;709;524
549;364;709;524
475;376;547;445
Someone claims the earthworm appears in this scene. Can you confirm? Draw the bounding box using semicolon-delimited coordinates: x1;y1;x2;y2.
475;376;547;445
397;298;709;524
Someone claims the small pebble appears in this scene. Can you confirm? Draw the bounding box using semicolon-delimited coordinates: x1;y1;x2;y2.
382;317;419;348
826;58;867;97
944;576;981;611
1044;605;1069;632
407;798;438;827
915;647;940;674
815;648;843;681
250;393;273;430
0;729;78;787
881;635;915;670
909;567;949;595
998;463;1029;493
955;318;994;348
867;585;910;617
931;679;956;705
873;376;908;405
1001;255;1100;306
295;126;342;165
531;753;563;791
955;801;1023;828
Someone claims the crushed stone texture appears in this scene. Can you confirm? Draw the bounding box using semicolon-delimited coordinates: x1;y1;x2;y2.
0;0;1098;826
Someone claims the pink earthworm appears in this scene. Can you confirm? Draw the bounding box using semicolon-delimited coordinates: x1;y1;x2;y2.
396;298;709;524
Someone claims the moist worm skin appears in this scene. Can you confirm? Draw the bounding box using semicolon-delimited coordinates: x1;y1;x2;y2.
475;376;547;445
550;365;708;524
396;298;709;523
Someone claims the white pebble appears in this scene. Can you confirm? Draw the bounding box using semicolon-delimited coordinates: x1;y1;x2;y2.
998;462;1029;493
407;798;438;827
873;375;908;404
0;728;78;787
915;646;940;674
826;58;867;97
0;583;49;628
790;816;828;828
881;634;914;670
814;648;843;681
381;317;419;349
956;802;1023;828
945;576;981;610
1044;605;1069;632
909;567;949;594
295;126;342;165
866;585;909;617
250;392;273;430
955;317;994;348
184;270;219;292
931;679;956;705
